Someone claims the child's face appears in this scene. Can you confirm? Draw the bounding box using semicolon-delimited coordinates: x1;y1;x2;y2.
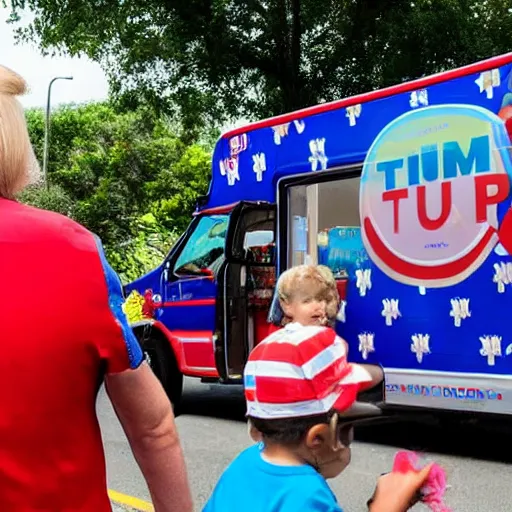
303;421;353;479
281;296;328;326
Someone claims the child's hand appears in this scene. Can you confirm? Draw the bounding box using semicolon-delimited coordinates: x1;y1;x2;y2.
367;463;434;512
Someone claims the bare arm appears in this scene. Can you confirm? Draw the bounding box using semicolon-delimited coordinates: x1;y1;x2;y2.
105;362;193;512
368;464;433;512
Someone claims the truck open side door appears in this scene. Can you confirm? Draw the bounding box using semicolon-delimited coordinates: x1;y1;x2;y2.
215;201;276;381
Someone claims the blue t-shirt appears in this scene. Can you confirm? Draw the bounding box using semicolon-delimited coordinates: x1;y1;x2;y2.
203;444;343;512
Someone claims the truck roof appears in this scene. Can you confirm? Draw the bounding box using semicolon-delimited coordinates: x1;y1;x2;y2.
199;52;512;212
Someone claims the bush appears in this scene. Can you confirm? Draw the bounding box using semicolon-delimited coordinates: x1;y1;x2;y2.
20;101;213;283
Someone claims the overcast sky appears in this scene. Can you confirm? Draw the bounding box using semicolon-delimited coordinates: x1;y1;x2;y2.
0;7;109;109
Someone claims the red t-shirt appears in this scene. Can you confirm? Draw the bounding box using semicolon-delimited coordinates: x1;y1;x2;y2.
0;198;143;511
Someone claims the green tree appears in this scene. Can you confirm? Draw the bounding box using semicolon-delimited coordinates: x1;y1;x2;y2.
5;1;512;124
20;102;212;281
105;212;180;283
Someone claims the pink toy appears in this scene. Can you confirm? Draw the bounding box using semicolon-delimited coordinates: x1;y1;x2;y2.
392;451;451;512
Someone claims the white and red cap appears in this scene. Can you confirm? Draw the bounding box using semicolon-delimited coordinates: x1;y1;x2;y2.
244;323;378;419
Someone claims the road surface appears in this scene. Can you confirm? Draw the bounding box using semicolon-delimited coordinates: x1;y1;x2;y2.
102;378;512;511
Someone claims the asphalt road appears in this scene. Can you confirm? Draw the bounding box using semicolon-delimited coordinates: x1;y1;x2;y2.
101;378;512;512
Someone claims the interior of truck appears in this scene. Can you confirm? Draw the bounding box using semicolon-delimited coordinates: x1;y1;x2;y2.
279;168;363;301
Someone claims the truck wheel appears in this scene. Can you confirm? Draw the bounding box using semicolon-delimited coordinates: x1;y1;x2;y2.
142;335;184;414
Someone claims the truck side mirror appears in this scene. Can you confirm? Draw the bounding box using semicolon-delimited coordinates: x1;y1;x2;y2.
198;268;215;280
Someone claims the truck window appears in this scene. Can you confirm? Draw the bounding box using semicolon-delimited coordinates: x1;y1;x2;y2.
244;230;274;249
173;214;229;276
287;176;363;278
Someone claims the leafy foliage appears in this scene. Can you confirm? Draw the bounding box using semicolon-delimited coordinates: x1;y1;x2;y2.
105;213;180;283
19;102;213;282
5;0;512;125
9;0;512;277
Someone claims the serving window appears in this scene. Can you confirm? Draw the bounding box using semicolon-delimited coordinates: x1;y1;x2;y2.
280;167;367;286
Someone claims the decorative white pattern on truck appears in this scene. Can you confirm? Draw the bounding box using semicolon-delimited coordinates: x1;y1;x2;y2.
381;298;401;326
449;298;471;327
358;332;375;360
411;334;431;364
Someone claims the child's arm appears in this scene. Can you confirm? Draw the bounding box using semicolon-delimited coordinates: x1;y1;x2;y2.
367;464;434;512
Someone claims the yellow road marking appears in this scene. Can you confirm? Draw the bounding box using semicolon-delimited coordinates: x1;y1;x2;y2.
108;489;154;511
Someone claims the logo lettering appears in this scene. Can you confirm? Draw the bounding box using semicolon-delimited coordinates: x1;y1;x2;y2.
360;105;512;287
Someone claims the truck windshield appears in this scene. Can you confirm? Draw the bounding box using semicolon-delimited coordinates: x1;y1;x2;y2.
174;214;229;276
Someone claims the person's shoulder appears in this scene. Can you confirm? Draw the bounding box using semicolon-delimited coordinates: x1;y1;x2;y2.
228;444;261;468
204;445;261;507
8;200;89;236
1;200;96;250
213;444;262;483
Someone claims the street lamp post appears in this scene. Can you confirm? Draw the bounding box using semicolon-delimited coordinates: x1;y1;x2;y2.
43;76;73;189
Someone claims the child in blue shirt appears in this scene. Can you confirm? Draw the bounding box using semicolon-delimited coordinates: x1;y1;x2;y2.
204;266;431;512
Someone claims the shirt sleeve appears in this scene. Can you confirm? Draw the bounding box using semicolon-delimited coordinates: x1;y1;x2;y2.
93;236;144;373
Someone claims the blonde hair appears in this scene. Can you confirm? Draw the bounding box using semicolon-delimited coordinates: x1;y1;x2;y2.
276;264;340;325
0;65;39;198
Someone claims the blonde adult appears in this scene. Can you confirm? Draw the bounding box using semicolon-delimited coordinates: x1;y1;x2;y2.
0;65;193;512
0;65;39;197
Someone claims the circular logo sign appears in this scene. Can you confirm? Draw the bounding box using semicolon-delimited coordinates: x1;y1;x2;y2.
360;104;512;288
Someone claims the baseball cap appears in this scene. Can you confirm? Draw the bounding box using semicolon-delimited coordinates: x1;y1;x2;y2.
244;322;382;420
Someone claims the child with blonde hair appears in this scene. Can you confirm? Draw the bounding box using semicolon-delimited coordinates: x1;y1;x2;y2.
269;263;383;389
275;264;341;326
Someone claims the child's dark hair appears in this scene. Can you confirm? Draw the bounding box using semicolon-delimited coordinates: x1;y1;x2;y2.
248;410;335;446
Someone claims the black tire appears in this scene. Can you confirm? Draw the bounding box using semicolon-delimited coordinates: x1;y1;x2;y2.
141;334;184;415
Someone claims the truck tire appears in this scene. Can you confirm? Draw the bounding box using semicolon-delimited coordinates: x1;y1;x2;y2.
141;333;184;415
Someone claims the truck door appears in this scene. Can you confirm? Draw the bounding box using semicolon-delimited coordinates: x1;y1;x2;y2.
160;213;229;374
215;202;276;381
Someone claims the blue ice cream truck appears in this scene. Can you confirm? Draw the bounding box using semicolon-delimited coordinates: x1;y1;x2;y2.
124;52;512;417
